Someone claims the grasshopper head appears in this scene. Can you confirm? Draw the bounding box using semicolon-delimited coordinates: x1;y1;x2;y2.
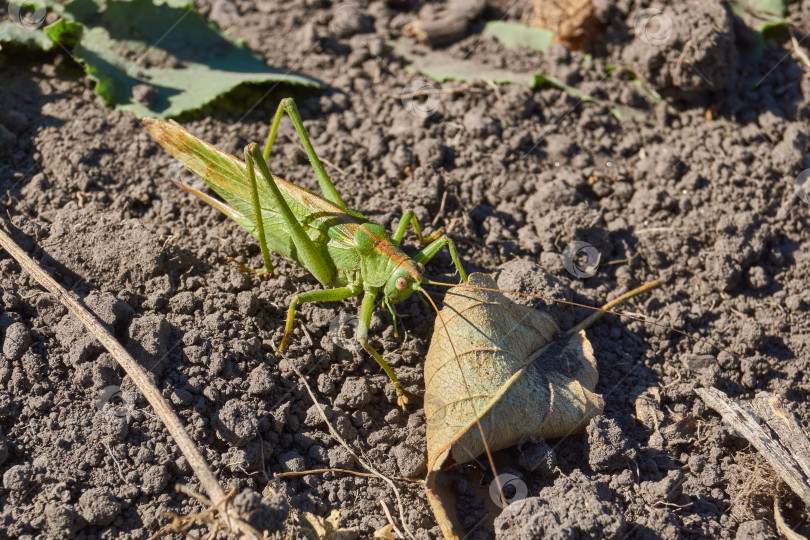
383;260;425;304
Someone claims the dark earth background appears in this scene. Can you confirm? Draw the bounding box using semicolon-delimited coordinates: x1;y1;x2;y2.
2;0;810;538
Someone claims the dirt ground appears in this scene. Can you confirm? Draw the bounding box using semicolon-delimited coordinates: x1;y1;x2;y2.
2;0;810;538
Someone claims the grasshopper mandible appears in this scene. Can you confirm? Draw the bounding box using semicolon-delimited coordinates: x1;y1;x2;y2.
143;98;467;408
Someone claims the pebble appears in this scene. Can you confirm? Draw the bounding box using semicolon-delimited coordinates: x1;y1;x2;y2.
2;322;31;361
169;291;196;314
78;488;120;526
236;290;258;316
247;364;276;396
392;443;427;478
334;377;372;410
141;464;169;496
278;451;306;473
586;416;635;472
3;463;31;490
215;399;258;447
327;446;353;469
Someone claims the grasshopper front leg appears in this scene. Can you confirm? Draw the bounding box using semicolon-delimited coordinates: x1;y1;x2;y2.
392;210;442;246
414;235;468;282
281;285;408;409
280;286;360;351
356;287;408;409
356;287;408;411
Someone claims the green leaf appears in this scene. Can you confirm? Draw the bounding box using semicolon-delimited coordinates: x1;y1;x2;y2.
0;21;53;50
0;0;61;50
43;19;82;48
728;0;785;32
391;38;655;124
483;21;552;52
45;0;322;118
532;73;652;123
390;38;534;86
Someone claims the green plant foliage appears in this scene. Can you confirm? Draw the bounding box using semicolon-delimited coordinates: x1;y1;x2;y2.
2;0;322;118
482;21;552;52
728;0;786;33
391;38;654;124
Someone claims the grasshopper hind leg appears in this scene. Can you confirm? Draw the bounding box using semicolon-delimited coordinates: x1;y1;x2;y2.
262;97;353;214
230;146;277;278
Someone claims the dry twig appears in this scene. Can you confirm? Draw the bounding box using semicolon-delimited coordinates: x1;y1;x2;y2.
0;225;262;539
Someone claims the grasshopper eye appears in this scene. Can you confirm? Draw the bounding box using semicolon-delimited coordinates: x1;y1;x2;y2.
395;277;408;290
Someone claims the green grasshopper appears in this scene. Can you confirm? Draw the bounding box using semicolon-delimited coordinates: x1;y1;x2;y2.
143;98;467;408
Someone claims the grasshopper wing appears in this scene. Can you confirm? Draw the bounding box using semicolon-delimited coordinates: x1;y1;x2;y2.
143;118;357;249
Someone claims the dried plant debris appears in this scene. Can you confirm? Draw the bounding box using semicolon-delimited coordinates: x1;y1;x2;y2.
530;0;600;50
402;0;486;47
423;273;604;539
696;388;810;508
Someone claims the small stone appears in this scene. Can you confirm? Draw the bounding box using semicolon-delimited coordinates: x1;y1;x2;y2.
308;445;327;463
3;463;31;490
215;399;258;446
735;520;776;540
304;403;332;427
169;291;196;314
327;446;354;469
586;416;635;472
247;364;275;396
45;502;79;537
747;266;769;289
495;472;624;539
204;313;225;332
85;291;134;332
641;470;685;505
78;488;120;526
171;387;193;406
463;108;500;138
2;322;31;361
330;3;373;37
392;443;427;478
2;291;21;310
334;377;372;410
518;440;557;475
384;408;403;425
278;451;305;473
141;464;169;495
237;291;259;316
127;314;170;363
242;489;289;532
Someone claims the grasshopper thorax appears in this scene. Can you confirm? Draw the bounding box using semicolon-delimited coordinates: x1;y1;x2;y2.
354;223;423;303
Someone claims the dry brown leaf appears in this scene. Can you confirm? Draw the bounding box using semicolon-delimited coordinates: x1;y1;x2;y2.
530;0;600;49
299;509;359;540
424;273;604;539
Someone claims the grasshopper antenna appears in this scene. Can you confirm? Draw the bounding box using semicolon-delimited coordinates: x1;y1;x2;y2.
417;286;508;507
423;278;744;364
